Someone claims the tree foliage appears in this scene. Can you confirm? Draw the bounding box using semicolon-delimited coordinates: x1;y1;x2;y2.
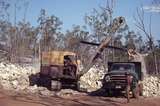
0;0;159;75
37;9;63;51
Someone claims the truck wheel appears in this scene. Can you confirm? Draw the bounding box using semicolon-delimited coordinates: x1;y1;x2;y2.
132;83;139;99
38;75;51;89
29;74;39;86
51;81;61;91
106;89;113;97
76;81;80;91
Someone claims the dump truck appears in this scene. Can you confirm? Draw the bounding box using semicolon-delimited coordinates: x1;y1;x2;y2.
102;62;143;102
30;51;81;90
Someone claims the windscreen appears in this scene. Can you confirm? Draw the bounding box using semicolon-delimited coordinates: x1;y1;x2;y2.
111;64;134;71
64;55;77;64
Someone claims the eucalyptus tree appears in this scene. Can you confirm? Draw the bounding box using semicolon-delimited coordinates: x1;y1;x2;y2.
64;25;90;66
37;9;62;52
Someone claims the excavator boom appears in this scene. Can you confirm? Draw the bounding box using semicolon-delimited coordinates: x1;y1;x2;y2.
80;16;125;76
80;41;127;52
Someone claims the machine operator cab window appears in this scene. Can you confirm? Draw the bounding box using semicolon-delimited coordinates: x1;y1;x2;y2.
63;55;77;78
64;55;73;66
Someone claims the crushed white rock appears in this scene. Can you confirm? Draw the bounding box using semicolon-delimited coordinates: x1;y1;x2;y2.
0;62;36;90
143;76;160;97
0;62;38;91
79;66;106;92
79;65;160;97
0;62;160;97
0;62;85;96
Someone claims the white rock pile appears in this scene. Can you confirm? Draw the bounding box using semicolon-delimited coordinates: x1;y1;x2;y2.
1;62;160;98
79;66;106;92
79;65;160;97
0;62;38;91
143;76;160;97
0;62;84;96
0;62;59;97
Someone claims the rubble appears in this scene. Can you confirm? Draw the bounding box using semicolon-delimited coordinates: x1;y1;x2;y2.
56;89;84;97
0;62;37;91
79;65;160;97
79;66;106;92
0;62;85;96
143;76;160;97
1;62;160;98
25;85;56;96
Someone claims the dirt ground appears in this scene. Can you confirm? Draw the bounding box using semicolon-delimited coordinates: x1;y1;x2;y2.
0;89;160;106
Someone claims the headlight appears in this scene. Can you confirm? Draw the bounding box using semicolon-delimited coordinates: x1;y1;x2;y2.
105;75;110;82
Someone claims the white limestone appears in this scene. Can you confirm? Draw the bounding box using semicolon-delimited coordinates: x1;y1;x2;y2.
79;66;106;92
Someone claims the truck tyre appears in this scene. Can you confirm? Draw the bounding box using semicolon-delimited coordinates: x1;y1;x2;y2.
106;89;113;97
132;83;139;99
38;75;51;89
76;81;80;91
29;74;39;86
51;81;61;91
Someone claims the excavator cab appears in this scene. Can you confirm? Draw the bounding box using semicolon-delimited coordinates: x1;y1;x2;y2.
29;51;81;90
63;55;77;78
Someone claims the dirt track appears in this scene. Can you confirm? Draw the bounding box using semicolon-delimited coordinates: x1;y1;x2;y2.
0;90;160;106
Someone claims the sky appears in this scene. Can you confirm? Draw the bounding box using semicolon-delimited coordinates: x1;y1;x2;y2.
8;0;160;40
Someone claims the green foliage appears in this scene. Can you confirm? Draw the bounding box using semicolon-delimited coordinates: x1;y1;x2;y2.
0;0;158;74
64;25;89;51
85;8;112;42
37;9;63;51
145;49;160;75
0;0;10;20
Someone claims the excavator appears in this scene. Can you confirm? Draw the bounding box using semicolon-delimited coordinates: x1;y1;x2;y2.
29;16;142;102
29;16;127;91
